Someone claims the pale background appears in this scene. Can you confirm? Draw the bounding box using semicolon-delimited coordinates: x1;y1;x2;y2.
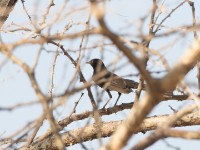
1;0;200;149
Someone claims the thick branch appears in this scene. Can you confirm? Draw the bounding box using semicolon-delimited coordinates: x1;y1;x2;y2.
19;111;200;150
0;0;18;28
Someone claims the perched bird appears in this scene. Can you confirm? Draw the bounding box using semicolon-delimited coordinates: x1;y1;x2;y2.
87;58;139;108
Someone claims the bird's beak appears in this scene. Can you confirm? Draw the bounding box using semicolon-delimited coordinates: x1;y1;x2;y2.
86;61;90;64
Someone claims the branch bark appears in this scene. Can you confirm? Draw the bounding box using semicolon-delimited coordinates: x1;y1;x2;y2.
19;111;200;150
0;0;18;28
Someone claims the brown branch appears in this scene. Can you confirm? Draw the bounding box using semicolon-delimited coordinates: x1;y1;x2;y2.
36;102;134;142
9;28;100;47
1;47;65;149
161;36;200;91
188;1;200;95
40;0;55;25
0;0;18;28
48;40;98;110
19;111;200;150
132;104;197;150
154;0;187;33
135;0;157;103
101;34;200;150
33;90;188;143
20;0;32;22
164;129;200;139
90;2;152;86
0;100;40;111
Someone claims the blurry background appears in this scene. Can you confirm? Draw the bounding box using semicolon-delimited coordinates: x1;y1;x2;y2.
1;0;200;149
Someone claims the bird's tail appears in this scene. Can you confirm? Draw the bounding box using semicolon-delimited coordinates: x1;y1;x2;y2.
125;79;173;96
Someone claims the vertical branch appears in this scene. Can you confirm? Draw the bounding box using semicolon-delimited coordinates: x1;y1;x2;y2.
20;0;32;22
40;0;55;26
49;25;69;103
135;0;157;103
188;1;197;38
48;41;99;115
49;45;59;100
188;1;200;95
149;0;157;36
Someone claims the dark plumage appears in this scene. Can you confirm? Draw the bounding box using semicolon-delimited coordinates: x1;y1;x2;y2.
87;58;138;107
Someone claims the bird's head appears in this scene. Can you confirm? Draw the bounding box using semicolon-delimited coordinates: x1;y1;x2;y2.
87;59;106;71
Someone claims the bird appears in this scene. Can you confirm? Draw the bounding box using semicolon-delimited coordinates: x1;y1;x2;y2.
87;58;139;108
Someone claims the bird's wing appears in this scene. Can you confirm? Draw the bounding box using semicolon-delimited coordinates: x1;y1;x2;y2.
110;75;127;89
109;75;134;93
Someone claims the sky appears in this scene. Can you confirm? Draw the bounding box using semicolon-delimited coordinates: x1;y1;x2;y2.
1;0;200;149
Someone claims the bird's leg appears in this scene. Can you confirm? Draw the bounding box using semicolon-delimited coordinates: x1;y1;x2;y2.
102;90;112;109
114;92;121;106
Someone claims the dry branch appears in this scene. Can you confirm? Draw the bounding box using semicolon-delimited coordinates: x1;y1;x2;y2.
19;111;200;150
